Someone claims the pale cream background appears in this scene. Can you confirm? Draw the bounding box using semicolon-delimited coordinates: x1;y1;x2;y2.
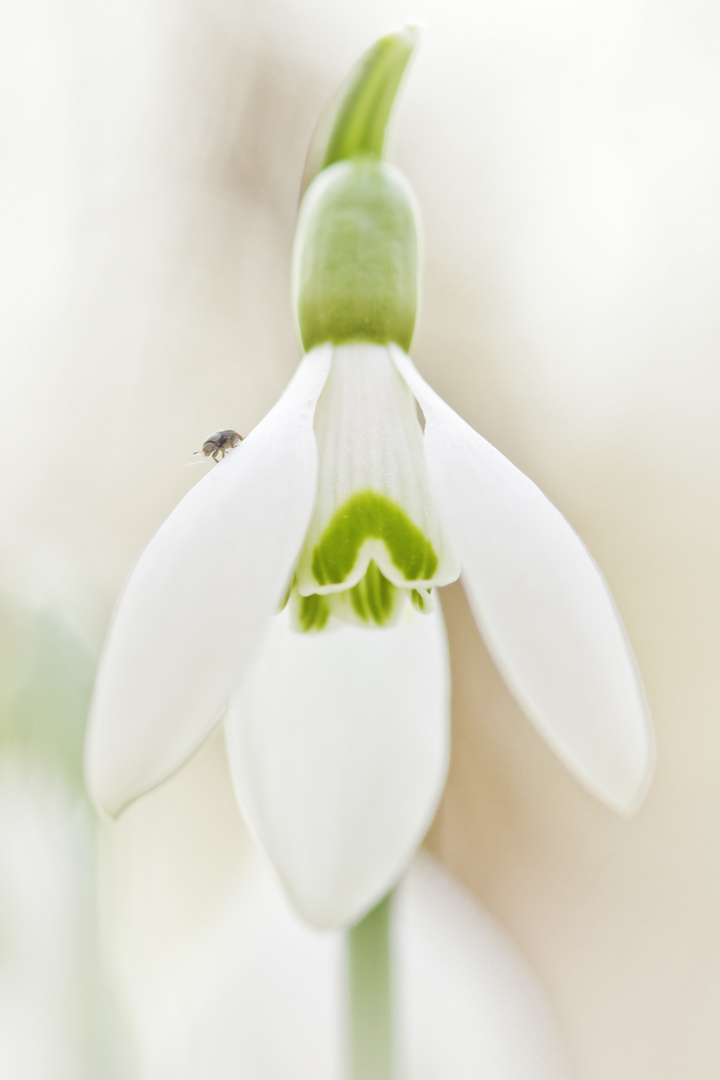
1;0;719;1077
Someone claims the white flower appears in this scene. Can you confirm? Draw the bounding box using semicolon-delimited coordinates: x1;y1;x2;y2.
85;28;653;931
85;335;653;929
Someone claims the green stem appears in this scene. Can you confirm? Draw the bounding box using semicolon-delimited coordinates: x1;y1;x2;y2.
301;27;420;196
322;27;420;169
346;892;395;1080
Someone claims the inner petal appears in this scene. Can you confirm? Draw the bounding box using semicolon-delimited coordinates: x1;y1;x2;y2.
295;344;458;601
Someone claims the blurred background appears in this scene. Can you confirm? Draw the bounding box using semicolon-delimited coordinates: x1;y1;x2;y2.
2;0;720;1076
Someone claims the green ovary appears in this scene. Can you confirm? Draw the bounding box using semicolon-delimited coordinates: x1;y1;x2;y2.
293;490;437;631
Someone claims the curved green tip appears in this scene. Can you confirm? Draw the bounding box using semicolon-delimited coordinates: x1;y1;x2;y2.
294;28;423;352
323;26;420;167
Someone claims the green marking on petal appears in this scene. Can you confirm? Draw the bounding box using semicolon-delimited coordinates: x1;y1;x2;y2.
311;489;438;587
348;561;398;626
411;588;432;613
296;592;331;633
291;566;435;633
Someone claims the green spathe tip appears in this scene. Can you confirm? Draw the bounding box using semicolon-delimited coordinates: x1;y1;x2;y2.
310;27;421;180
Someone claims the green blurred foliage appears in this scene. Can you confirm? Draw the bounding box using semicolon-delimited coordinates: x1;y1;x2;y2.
0;597;95;791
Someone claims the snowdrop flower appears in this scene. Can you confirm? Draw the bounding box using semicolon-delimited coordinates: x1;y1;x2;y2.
85;29;653;930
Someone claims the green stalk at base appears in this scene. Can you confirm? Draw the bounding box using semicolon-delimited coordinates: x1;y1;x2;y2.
346;892;395;1080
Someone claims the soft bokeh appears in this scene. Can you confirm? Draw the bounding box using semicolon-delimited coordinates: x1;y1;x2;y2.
2;0;720;1076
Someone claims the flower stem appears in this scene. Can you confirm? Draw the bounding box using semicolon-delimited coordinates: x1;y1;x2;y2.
301;27;420;196
346;891;395;1080
322;28;420;170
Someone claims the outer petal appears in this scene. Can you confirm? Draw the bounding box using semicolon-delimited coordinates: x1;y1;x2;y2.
392;347;654;813
85;347;332;817
224;604;451;929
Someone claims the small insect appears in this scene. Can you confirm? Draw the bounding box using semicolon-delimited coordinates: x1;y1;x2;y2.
195;429;243;463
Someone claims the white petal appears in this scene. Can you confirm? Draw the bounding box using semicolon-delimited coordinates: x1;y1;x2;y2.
85;347;332;817
392;347;654;813
224;604;450;929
